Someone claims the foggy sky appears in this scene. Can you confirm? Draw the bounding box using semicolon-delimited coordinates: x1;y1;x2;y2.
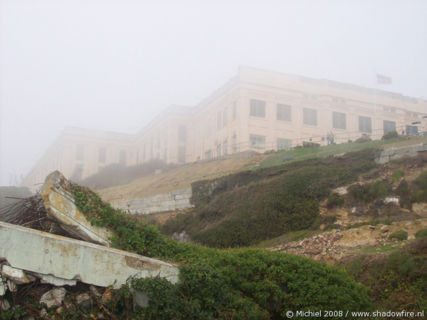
1;0;427;185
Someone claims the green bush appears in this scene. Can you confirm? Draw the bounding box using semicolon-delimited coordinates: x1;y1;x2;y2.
415;228;427;239
389;230;408;241
72;185;373;319
382;131;399;140
412;170;427;203
327;193;344;208
391;169;404;182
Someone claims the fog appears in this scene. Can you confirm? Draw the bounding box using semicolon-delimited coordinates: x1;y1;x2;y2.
1;0;427;185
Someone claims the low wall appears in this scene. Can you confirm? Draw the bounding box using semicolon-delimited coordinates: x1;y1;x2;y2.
376;143;427;164
111;188;194;214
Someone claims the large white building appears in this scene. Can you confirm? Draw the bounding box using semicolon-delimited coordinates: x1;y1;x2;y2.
22;67;427;191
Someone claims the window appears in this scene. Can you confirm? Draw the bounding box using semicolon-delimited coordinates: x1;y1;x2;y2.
217;111;222;129
232;102;237;120
76;144;84;161
250;99;266;117
277;138;292;150
303;108;317;126
223;108;228;127
119;150;127;165
223;139;228;155
359;116;372;133
406;125;418;136
232;134;237;153
333;112;346;129
250;134;266;149
178;125;187;142
98;147;106;163
383;120;396;134
205;149;212;160
178;146;186;163
277;104;291;121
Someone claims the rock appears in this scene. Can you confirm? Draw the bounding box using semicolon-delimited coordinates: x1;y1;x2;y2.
40;288;67;309
1;265;34;284
333;186;348;196
380;225;389;233
39;309;48;318
384;197;399;205
76;293;91;309
0;298;10;311
412;203;427;217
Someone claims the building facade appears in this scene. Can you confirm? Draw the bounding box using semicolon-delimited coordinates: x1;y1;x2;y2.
22;67;427;191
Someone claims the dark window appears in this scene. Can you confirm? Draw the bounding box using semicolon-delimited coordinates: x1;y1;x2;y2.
178;125;187;142
119;150;127;165
359;116;372;133
232;134;237;153
178;146;186;163
303;108;317;126
250;134;266;149
98;147;106;163
406;125;418;136
277;104;291;121
223;139;228;155
205;149;212;160
277;138;292;150
76;144;84;161
383;120;396;134
333;112;346;129
250;99;266;117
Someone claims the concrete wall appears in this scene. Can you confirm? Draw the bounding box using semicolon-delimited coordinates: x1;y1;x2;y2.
376;143;427;164
111;188;193;214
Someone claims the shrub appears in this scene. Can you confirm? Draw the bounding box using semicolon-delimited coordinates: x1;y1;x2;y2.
389;230;408;241
415;228;427;239
327;193;345;208
391;169;404;182
412;170;427;203
382;131;398;140
72;184;373;318
395;179;411;209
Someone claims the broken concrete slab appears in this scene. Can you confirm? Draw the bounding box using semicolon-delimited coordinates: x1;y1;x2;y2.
0;221;179;288
0;277;6;296
1;265;34;284
40;171;111;246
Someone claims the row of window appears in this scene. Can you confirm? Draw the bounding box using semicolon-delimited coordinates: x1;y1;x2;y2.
249;99;397;133
249;134;292;150
75;145;127;165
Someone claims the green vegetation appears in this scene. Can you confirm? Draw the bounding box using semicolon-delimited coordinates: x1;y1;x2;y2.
348;180;390;204
162;149;378;248
71;184;372;319
415;228;427;239
327;192;344;208
260;138;402;168
412;170;427;203
382;131;399;140
389;230;409;241
344;239;426;312
391;169;404;182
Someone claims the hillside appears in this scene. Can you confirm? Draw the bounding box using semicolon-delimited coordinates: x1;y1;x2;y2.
97;136;427;204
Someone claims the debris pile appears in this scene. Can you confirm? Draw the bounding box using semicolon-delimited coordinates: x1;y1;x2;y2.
0;171;179;318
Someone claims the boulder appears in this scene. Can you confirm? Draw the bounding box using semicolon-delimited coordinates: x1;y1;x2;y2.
40;288;66;309
1;265;35;284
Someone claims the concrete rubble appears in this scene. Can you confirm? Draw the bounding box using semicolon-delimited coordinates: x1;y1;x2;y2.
0;171;180;315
